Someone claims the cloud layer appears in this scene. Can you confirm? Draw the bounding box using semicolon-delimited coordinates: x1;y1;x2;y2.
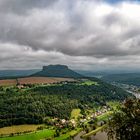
0;0;140;70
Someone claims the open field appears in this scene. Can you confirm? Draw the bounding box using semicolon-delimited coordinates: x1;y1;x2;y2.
71;109;81;119
0;79;17;86
79;80;98;86
0;129;54;140
55;128;81;140
18;77;75;84
0;77;75;86
97;111;112;121
0;125;42;135
0;127;81;140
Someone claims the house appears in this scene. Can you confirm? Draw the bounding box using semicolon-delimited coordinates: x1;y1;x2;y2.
17;85;24;89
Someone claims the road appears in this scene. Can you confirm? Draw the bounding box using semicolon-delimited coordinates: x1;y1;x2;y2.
127;90;140;99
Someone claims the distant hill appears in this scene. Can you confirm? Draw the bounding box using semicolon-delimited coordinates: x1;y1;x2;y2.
31;65;83;78
0;69;40;79
76;70;105;78
101;73;140;86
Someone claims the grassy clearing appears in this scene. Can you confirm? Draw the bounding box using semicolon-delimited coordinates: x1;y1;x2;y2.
0;129;54;140
107;101;120;111
79;80;98;86
97;111;112;121
55;128;81;140
71;109;81;119
0;125;42;135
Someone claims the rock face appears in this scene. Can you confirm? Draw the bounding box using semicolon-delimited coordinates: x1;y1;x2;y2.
32;64;83;78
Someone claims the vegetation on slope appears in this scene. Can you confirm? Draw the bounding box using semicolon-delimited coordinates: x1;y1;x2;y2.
102;73;140;86
0;70;39;79
0;77;132;128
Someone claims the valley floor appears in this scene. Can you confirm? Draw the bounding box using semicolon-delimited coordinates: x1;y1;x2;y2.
0;110;112;140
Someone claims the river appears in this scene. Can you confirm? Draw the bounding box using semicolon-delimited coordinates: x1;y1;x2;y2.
74;131;108;140
127;90;140;99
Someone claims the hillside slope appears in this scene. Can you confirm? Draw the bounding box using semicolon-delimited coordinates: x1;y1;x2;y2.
0;77;133;128
0;70;39;79
32;65;83;78
101;73;140;86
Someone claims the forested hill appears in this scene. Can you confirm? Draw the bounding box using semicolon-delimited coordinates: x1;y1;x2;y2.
31;65;83;78
101;73;140;86
0;77;133;128
0;70;39;78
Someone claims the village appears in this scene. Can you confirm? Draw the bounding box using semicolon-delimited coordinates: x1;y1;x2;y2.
112;82;140;99
40;105;112;139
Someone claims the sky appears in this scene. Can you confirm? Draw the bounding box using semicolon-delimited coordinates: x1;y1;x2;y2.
0;0;140;71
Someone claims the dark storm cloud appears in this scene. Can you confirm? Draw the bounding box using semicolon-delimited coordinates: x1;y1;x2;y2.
0;0;140;69
0;0;57;15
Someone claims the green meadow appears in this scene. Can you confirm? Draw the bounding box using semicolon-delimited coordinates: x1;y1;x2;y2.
71;109;81;119
79;80;98;86
0;129;54;140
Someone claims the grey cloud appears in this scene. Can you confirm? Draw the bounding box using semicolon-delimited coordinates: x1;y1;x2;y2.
0;0;58;15
0;0;140;69
0;0;139;57
103;12;124;26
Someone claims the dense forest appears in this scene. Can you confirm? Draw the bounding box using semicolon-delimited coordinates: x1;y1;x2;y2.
0;78;133;128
